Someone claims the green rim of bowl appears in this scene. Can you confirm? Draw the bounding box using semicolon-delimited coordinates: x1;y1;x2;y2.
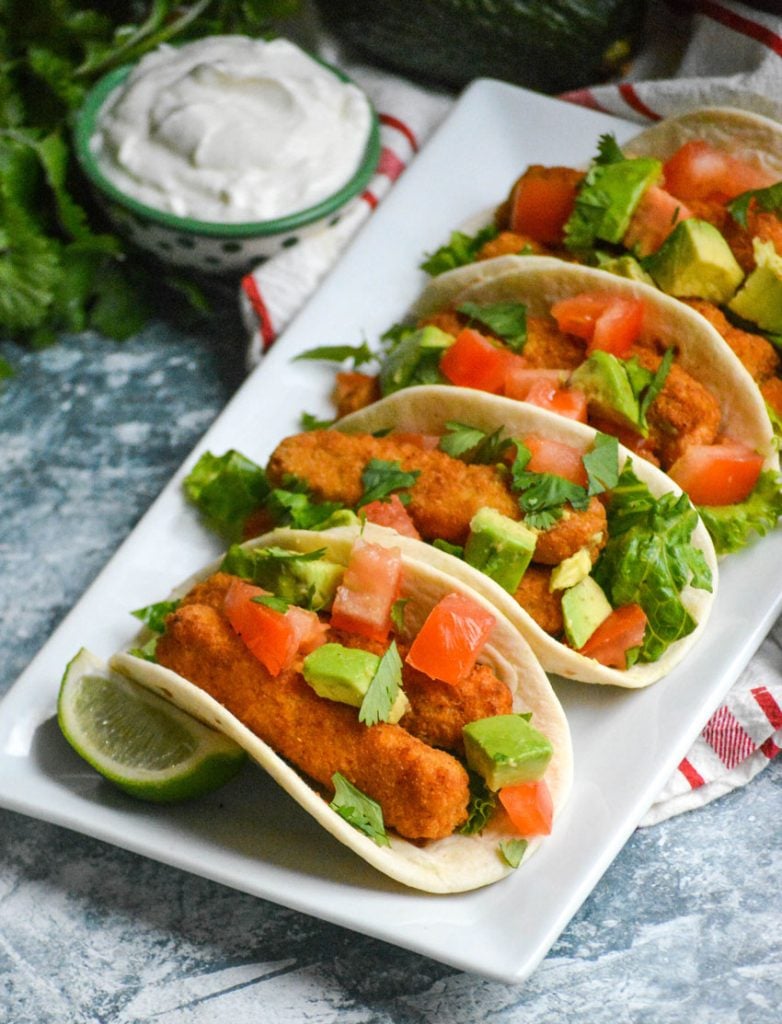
73;56;381;239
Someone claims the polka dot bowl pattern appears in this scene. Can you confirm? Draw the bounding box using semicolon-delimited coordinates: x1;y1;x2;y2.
73;60;380;275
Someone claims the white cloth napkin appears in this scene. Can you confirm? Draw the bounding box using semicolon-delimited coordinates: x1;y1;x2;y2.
240;0;782;823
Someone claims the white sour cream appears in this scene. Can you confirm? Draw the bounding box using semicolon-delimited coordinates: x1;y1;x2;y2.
91;36;373;224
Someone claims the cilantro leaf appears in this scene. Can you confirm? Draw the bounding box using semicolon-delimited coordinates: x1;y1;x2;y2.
510;440;589;528
697;470;782;555
358;459;420;507
390;598;409;633
252;594;290;614
330;772;390;846
457;300;527;352
265;487;345;531
728;181;782;229
294;341;375;367
596;133;625;165
593;463;713;662
438;421;513;464
420;224;499;276
300;411;334;431
637;347;674;424
359;641;403;726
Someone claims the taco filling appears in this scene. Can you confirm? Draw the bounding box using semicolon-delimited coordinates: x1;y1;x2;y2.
420;116;782;441
126;534;563;867
183;407;715;681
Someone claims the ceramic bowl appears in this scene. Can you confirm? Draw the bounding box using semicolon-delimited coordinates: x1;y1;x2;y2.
73;59;380;275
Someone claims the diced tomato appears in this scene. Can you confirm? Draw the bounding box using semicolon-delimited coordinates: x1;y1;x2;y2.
330;540;403;642
439;328;520;394
405;591;496;686
502;365;563;400
499;780;553;836
522;434;588;487
662;141;774;203
224;578;325;676
523;379;588;422
550;293;644;358
508;165;584;245
360;493;421;539
578;604;647;670
623;185;693;257
668;440;764;506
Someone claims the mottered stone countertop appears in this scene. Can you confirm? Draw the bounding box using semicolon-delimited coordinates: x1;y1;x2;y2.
1;321;780;1024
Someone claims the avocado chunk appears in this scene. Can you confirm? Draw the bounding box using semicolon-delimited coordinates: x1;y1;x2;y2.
463;507;537;593
562;575;613;649
644;219;744;303
550;547;593;591
378;324;454;396
569;351;641;431
728;239;782;333
302;643;379;707
566;157;662;250
595;253;655;285
463;714;553;791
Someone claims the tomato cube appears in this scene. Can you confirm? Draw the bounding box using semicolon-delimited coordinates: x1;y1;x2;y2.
405;591;496;686
668;440;764;506
439;328;516;394
577;604;647;670
499;780;553;836
330;540;403;642
360;493;421;539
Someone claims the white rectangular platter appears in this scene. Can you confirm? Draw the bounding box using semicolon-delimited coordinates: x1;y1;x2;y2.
2;79;781;984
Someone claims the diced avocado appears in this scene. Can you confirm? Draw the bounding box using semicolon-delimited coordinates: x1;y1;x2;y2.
320;508;361;530
463;714;553;791
550;547;592;591
463;507;537;593
388;688;411;725
566;157;662;249
302;644;379;707
595;253;655;285
275;559;344;611
378;325;454;395
561;576;612;649
569;351;641;431
729;240;782;333
644;219;744;303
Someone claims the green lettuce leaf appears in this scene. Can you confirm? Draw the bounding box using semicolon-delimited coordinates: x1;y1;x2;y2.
592;463;713;662
697;470;782;555
420;224;499;276
183;450;269;540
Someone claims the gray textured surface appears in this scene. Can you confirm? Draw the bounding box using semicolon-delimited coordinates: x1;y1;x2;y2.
1;325;781;1023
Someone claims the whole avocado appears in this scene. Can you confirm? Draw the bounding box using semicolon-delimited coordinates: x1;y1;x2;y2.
315;0;647;94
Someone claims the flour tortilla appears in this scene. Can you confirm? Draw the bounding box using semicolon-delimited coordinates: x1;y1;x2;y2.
337;386;719;688
110;526;572;894
622;106;782;180
412;254;778;470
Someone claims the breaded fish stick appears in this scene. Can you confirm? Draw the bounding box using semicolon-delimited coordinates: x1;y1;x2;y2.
267;430;519;544
156;599;470;840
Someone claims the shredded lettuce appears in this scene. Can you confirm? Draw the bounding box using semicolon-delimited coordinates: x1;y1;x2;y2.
183;450;269;541
697;470;782;555
592;463;713;662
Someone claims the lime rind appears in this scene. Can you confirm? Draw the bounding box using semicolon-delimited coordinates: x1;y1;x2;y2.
58;649;246;803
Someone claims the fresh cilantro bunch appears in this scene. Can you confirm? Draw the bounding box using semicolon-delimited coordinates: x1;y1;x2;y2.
0;0;300;370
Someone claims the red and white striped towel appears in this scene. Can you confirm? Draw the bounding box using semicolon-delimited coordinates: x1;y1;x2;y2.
239;0;782;822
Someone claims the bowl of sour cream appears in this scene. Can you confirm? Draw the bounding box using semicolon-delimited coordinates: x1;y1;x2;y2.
74;36;380;273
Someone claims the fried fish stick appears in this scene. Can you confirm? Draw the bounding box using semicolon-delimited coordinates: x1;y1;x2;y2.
267;430;520;544
156;601;470;840
183;577;514;755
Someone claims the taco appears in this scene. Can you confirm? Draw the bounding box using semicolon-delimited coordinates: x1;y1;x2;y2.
110;526;572;893
421;106;782;440
183;387;718;688
335;255;781;555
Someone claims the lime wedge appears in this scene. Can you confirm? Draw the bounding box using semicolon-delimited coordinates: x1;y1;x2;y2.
58;649;246;803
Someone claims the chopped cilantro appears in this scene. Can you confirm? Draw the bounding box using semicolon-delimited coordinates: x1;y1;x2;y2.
300;411;334;431
595;133;625;165
293;341;375;367
510;440;589;530
358;459;420;507
330;772;390;846
131;599;180;635
390;598;409;633
583;432;620;496
251;594;290;614
438;421;513;464
457;300;528;352
359;641;403;726
432;538;465;559
728;181;782;228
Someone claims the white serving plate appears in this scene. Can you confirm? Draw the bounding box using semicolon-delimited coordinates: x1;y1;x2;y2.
2;79;781;985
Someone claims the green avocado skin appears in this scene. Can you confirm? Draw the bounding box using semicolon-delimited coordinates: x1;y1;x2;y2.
315;0;647;95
